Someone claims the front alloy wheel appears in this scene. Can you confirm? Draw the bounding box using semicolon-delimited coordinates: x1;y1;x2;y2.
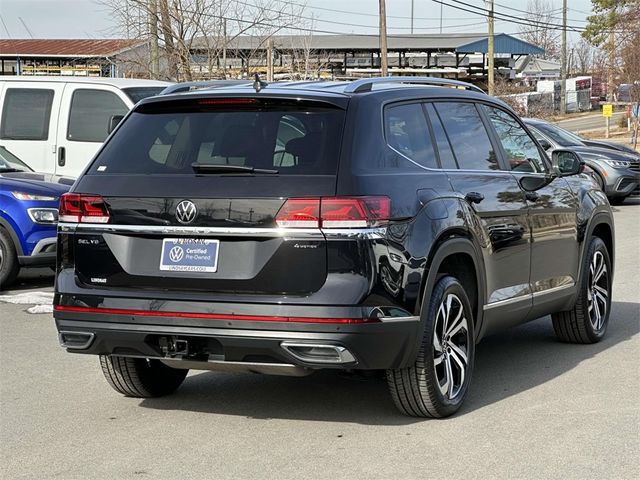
552;236;612;343
587;250;609;331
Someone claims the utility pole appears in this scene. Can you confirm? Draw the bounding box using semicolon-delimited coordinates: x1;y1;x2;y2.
487;0;494;96
266;37;274;82
149;0;159;79
411;0;414;34
440;2;443;34
379;0;388;76
560;0;567;115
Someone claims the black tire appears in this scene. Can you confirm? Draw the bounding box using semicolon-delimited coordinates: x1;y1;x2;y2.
99;355;188;398
0;228;20;290
387;275;475;418
552;237;612;344
609;196;626;206
594;172;605;191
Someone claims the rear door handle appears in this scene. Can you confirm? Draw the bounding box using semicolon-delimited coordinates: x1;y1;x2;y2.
57;146;66;167
525;191;539;202
464;192;484;204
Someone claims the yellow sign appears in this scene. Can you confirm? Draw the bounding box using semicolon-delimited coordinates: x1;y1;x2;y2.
602;104;613;117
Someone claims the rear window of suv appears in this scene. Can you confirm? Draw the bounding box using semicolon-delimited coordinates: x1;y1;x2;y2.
89;101;345;175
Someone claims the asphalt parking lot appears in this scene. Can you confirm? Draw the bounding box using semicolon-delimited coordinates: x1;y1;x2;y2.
1;200;639;480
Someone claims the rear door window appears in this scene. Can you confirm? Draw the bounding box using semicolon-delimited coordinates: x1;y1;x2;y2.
383;103;437;169
67;89;128;142
433;102;499;171
89;103;345;175
0;88;54;140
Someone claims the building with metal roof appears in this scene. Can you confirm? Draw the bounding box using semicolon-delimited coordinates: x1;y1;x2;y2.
191;32;544;84
0;39;146;77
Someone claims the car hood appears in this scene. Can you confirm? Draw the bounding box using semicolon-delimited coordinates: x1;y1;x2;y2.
569;146;640;162
583;139;639;155
0;171;73;196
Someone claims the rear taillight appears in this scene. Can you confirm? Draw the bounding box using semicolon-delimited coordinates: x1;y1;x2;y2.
275;196;390;229
274;198;320;228
59;193;110;223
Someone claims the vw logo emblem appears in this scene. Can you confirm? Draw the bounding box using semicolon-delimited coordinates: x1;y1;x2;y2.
169;246;184;263
176;200;197;224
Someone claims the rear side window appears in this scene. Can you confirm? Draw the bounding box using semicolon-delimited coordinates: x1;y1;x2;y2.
383;103;437;169
67;89;128;143
0;88;54;140
434;102;499;171
89;104;345;175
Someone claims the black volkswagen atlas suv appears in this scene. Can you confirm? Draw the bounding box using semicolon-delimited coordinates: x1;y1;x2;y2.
53;77;614;418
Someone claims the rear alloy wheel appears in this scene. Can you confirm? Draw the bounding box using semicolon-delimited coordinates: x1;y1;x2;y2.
387;276;475;418
0;229;20;290
552;237;611;343
100;355;188;398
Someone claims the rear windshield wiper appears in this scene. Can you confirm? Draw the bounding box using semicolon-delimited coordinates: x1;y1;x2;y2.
191;163;278;174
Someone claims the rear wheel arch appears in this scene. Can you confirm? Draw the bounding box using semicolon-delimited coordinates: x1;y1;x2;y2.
418;234;486;341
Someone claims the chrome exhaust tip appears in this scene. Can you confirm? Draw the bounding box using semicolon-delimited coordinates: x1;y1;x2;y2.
280;342;356;364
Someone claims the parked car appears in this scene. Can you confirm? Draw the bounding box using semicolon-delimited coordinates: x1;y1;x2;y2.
524;118;640;203
0;146;72;288
53;77;614;418
0;77;171;177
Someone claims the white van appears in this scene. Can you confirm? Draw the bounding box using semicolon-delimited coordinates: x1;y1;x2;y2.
0;77;170;177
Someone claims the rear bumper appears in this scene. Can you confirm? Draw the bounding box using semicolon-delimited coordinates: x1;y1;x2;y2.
54;309;422;370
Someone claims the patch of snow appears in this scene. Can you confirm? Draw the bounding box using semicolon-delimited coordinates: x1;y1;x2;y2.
0;291;54;314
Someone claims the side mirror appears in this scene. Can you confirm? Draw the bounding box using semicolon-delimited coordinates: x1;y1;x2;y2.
552;149;583;176
108;115;125;134
537;138;552;150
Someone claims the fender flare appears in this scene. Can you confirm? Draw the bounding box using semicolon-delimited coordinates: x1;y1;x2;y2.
404;235;486;366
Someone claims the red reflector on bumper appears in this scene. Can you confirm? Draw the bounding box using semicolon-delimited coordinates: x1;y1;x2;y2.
53;305;377;324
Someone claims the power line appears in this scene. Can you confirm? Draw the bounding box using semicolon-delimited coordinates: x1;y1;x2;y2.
432;0;586;32
234;0;486;32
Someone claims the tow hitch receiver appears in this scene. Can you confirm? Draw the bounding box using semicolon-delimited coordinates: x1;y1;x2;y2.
159;337;189;358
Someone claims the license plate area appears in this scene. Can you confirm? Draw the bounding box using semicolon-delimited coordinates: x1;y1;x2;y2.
159;238;220;273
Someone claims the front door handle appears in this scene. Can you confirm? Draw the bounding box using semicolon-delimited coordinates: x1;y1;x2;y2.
464;191;484;204
57;146;66;167
525;191;540;202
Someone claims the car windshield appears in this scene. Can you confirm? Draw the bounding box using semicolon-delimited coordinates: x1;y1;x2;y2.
122;87;166;104
534;123;585;147
0;145;33;172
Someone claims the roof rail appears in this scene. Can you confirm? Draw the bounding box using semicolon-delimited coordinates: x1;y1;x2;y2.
343;76;486;95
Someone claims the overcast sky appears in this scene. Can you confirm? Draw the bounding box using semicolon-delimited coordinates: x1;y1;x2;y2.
0;0;593;43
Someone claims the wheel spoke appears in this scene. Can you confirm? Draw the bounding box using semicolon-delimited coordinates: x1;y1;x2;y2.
594;261;606;283
450;342;468;365
433;333;443;353
445;356;455;398
434;353;444;366
445;304;464;337
449;348;466;393
594;284;608;297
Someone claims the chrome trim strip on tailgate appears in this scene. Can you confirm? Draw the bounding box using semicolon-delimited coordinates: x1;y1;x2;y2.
58;223;387;239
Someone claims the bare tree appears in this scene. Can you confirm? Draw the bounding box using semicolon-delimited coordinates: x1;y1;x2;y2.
98;0;307;80
572;38;593;75
517;0;561;60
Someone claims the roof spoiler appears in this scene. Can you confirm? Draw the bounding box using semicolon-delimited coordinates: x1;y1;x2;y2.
344;76;486;95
